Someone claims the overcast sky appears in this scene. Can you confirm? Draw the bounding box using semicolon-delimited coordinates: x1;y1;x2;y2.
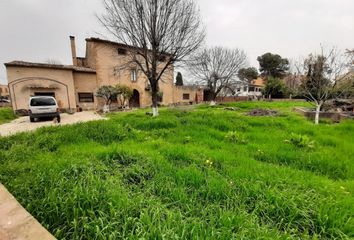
0;0;353;84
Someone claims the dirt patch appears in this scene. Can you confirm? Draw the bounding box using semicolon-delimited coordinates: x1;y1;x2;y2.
247;109;278;116
0;111;106;137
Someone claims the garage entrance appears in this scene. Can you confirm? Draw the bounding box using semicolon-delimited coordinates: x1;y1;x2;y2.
34;92;56;98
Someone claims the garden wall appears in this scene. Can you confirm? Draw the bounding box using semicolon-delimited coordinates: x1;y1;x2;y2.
294;107;351;122
0;103;11;108
216;96;248;103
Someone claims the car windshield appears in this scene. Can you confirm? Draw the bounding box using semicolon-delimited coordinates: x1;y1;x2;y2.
30;97;56;106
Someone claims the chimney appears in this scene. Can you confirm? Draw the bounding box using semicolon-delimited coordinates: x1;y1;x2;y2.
70;36;78;66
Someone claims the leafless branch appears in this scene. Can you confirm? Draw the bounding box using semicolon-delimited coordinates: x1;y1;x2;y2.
188;46;248;101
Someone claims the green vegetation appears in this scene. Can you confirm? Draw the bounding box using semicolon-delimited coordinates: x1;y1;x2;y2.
263;77;288;98
0;107;16;124
1;101;354;239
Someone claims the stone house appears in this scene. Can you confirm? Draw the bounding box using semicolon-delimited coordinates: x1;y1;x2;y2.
5;36;202;113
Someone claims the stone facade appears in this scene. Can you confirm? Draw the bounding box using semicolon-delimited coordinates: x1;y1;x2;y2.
5;37;202;113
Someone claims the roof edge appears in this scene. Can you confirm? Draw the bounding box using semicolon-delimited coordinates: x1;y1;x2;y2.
4;61;96;73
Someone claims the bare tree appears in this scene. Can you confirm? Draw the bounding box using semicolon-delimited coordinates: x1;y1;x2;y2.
189;47;248;103
347;49;354;66
99;0;205;116
295;46;352;124
45;59;62;65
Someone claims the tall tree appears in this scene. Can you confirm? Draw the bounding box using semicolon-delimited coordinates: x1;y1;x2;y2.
295;47;353;124
238;67;258;87
189;47;248;102
257;53;289;78
99;0;205;116
175;72;184;86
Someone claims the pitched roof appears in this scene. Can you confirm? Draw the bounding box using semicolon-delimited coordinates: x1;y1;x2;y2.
4;61;96;73
86;37;171;56
86;37;131;49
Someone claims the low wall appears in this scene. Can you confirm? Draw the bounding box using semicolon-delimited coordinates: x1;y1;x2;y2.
216;96;248;103
270;99;306;102
0;103;11;108
294;107;351;122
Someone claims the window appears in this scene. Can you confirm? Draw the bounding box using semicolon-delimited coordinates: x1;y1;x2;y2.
35;92;55;97
131;69;137;82
158;55;166;62
30;97;56;106
183;93;190;100
118;48;127;55
78;93;94;103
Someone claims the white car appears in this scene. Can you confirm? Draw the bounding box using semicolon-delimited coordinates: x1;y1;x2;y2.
28;96;60;123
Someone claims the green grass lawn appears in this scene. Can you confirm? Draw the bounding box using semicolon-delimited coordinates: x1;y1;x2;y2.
0;101;353;239
0;107;16;124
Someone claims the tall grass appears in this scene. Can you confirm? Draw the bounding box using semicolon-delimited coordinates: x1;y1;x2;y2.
0;107;16;124
0;102;353;239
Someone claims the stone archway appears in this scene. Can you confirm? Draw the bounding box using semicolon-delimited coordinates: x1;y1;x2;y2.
9;77;71;111
129;89;140;108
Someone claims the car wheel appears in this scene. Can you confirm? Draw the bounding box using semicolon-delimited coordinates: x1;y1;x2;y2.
30;117;35;122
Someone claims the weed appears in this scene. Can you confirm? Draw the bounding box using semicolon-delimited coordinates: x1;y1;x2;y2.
225;131;247;144
285;133;315;149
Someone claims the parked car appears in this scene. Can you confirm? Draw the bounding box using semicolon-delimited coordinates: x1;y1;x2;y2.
28;96;60;123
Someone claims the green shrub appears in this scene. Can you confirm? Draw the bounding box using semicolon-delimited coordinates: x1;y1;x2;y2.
285;133;315;149
0;107;17;124
225;131;247;144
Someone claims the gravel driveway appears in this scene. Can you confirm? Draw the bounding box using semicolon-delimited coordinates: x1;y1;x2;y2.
0;111;106;137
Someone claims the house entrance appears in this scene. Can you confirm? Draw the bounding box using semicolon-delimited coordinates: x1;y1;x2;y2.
129;89;140;108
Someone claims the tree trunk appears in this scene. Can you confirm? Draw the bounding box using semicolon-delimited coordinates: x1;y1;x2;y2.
103;104;110;113
210;101;216;106
210;92;217;106
314;103;321;125
151;83;159;117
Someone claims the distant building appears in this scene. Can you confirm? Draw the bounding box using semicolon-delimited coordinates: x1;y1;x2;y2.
0;84;9;98
234;77;265;98
5;37;202;113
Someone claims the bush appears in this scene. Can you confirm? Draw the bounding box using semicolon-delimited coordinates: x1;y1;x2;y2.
225;131;247;144
263;77;288;98
285;133;315;149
